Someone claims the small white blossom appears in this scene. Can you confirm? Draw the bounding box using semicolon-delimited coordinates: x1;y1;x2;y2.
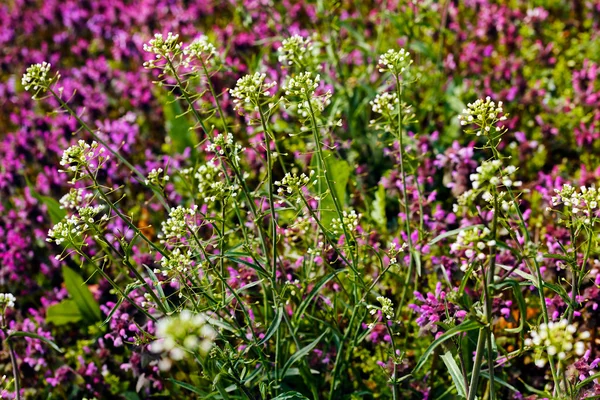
183;35;217;67
150;310;216;370
378;48;412;76
229;73;277;113
278;35;315;67
22;62;59;98
458;97;508;136
143;32;183;68
525;320;590;367
0;293;16;309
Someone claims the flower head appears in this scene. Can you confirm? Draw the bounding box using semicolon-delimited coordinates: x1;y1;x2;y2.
278;35;315;67
150;310;216;370
183;35;217;66
143;32;183;68
525;320;590;367
378;49;412;76
458;97;508;136
22;62;59;98
0;293;16;310
229;72;277;113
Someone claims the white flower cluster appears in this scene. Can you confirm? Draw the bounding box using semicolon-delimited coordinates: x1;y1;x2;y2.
470;161;522;190
331;209;361;236
229;72;277;113
59;140;110;182
283;72;320;97
458;97;508;136
278;35;315;67
145;168;169;186
274;170;315;203
206;133;246;164
143;32;182;68
0;293;16;309
156;248;194;282
22;62;58;97
525;320;589;367
195;160;238;203
551;185;600;223
47;205;106;246
59;188;93;210
150;310;217;371
183;35;217;66
450;226;495;270
369;92;414;131
378;48;412;76
370;92;399;114
387;241;408;265
159;205;200;243
367;296;395;328
282;72;331;118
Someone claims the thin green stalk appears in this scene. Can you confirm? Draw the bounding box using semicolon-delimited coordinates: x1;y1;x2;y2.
489;145;561;394
468;329;487;400
258;108;279;282
394;77;414;317
7;338;21;400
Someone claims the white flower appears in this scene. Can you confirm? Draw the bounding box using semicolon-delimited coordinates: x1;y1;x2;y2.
0;293;16;309
458;97;508;136
183;35;217;66
378;48;412;76
526;320;590;367
150;310;217;370
143;32;182;68
278;35;316;67
229;73;277;113
282;72;331;117
22;62;59;97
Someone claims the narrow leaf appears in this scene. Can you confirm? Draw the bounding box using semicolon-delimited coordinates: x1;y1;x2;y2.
46;300;82;326
440;351;467;398
281;329;329;378
413;319;481;374
272;392;310;400
295;269;347;322
7;331;62;353
258;305;283;345
428;225;483;246
62;266;102;323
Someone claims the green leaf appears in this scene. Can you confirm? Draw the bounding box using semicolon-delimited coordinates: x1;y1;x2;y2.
7;331;62;353
497;264;535;284
225;279;264;304
428;225;484;246
258;305;283;345
162;93;196;155
294;269;347;323
440;351;467;398
371;183;387;230
413;319;481;374
272;392;310;400
101;297;124;327
311;150;350;229
576;372;600;390
25;177;67;225
480;372;520;393
143;265;172;313
166;378;207;395
280;329;329;378
62;266;102;323
46;300;82;326
493;280;527;334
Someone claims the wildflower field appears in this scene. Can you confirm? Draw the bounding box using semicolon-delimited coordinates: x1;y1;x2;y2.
4;0;600;399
